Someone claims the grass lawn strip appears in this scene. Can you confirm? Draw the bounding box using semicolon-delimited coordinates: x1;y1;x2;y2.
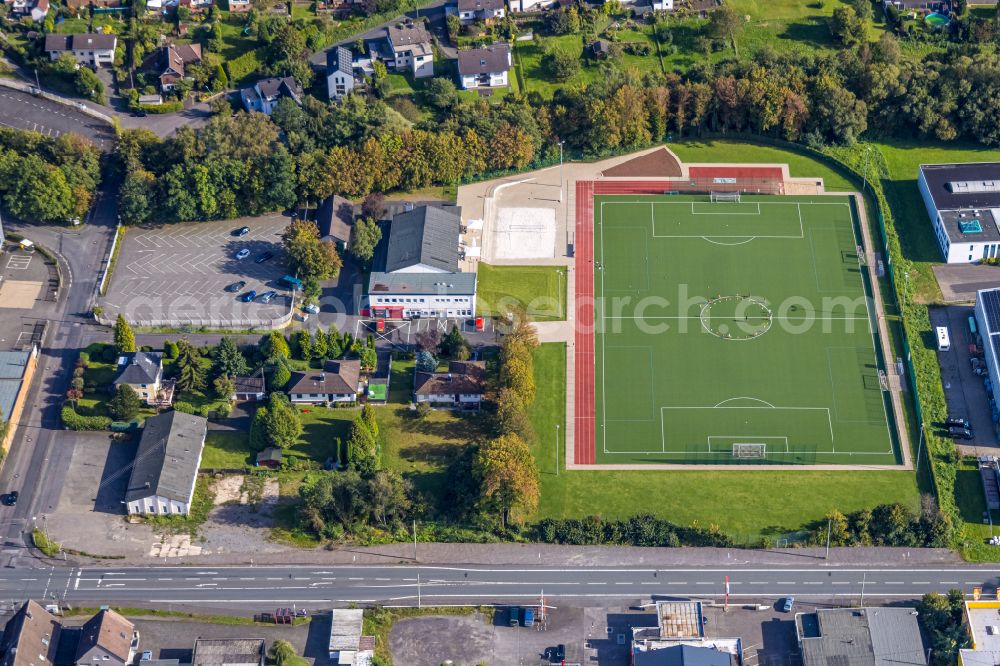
476;263;567;321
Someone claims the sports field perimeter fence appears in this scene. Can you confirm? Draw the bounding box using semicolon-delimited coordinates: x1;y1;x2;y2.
594;177;786;196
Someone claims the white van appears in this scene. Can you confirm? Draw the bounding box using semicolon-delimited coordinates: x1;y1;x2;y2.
936;326;951;352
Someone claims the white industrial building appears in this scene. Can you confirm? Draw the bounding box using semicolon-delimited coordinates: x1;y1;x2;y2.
975;288;1000;404
366;205;477;319
918;162;1000;263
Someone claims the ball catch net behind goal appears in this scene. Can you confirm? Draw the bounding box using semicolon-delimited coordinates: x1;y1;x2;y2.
733;442;766;458
710;191;742;203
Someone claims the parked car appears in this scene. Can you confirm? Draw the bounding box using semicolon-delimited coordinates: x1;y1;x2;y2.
781;597;795;613
257;290;277;304
948;426;973;440
255;251;274;264
303;303;320;314
554;645;565;661
945;417;969;429
233;226;250;237
522;607;535;627
2;491;17;506
241;290;257;303
225;281;246;293
508;607;520;627
235;248;250;260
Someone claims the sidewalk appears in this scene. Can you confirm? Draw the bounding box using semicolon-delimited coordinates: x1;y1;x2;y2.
61;543;965;569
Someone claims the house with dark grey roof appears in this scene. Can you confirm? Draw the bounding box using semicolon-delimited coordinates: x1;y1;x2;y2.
113;351;171;406
0;600;61;666
455;0;504;22
383;21;433;78
232;371;265;402
315;194;355;247
326;46;356;101
125;411;207;516
796;607;927;666
918;162;1000;263
240;76;302;116
286;359;361;404
44;33;117;67
457;44;511;89
74;609;136;666
414;360;486;407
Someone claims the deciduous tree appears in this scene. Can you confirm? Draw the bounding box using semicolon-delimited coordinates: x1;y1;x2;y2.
474;433;539;527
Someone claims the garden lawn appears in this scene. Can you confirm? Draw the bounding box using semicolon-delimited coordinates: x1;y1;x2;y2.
202;431;254;468
476;263;566;321
217;15;257;61
527;343;920;541
515;35;602;98
295;359;489;511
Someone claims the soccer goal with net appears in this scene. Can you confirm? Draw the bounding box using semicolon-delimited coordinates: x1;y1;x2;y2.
710;191;742;203
732;442;766;459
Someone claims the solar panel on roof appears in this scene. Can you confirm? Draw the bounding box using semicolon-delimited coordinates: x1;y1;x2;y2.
982;290;1000;333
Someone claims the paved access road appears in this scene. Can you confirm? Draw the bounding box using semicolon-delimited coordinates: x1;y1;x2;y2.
2;565;997;607
0;89;115;150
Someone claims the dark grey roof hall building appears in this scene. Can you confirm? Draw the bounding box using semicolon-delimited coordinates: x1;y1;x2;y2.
125;410;207;516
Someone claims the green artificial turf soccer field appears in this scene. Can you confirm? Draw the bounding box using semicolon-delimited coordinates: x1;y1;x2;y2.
592;194;901;465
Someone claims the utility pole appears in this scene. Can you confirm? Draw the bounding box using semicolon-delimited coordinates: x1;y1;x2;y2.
825;518;832;560
555;424;560;476
417;573;421;609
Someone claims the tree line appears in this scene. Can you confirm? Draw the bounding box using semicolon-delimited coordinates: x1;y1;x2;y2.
112;32;1000;227
0;129;101;224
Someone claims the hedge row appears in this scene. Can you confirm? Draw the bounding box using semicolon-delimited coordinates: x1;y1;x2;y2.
534;514;733;548
61;402;111;431
138;101;184;114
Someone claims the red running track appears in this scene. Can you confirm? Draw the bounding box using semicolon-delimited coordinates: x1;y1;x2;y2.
574;181;596;465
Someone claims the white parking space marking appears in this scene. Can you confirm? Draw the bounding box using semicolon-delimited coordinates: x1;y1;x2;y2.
6;255;32;270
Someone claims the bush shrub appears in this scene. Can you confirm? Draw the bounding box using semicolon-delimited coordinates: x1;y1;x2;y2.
61;402;111;431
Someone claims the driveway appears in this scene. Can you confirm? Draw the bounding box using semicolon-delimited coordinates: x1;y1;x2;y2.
0;89;115;150
101;216;294;328
934;263;1000;303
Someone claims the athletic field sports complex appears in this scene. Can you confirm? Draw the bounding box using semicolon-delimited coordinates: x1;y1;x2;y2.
573;174;905;468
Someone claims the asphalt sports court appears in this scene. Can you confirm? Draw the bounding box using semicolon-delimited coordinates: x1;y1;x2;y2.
589;194;901;465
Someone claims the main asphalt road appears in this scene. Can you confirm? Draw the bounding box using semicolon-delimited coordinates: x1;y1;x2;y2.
1;565;997;608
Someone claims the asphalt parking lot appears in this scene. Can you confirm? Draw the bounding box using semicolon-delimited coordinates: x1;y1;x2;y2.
102;216;293;327
0;89;115;150
931;304;998;449
388;601;818;666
